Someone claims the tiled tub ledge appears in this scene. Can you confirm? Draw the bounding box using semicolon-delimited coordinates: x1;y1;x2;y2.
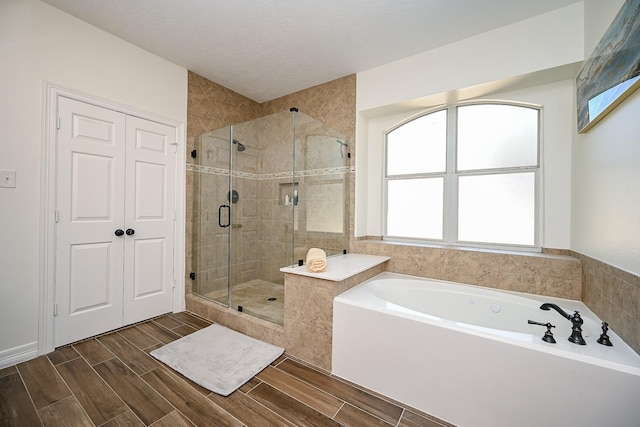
281;253;390;371
280;253;390;281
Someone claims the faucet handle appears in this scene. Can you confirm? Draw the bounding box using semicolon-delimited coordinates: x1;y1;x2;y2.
568;311;587;345
528;320;556;343
597;322;613;346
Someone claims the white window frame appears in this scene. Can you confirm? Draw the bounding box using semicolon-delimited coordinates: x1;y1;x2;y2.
383;101;542;252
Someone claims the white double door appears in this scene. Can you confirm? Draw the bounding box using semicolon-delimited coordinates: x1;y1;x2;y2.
54;97;177;347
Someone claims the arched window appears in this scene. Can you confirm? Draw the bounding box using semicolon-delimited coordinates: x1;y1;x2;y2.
384;102;540;249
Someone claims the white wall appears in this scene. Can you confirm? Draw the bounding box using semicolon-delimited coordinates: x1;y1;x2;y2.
355;2;584;247
572;0;639;275
356;3;584;112
0;0;187;363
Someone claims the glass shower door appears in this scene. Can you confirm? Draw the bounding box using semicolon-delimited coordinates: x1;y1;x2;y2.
192;126;232;306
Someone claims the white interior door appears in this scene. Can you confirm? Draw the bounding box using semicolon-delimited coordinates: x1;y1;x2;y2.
123;116;176;324
55;97;126;346
54;97;176;347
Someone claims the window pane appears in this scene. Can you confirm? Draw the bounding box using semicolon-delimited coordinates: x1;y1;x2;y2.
457;105;538;171
387;110;446;175
458;173;535;246
387;178;443;239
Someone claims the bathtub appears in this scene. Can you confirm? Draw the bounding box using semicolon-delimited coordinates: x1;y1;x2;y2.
332;272;640;427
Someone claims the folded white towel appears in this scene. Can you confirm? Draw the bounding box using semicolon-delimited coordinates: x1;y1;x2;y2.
306;248;327;273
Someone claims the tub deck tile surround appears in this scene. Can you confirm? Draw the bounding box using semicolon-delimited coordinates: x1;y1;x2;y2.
352;239;582;300
0;312;454;427
573;251;640;354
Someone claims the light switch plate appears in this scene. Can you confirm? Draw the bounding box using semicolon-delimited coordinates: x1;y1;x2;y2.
0;170;16;188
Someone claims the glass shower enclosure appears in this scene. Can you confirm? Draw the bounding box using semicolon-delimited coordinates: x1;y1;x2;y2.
191;109;350;324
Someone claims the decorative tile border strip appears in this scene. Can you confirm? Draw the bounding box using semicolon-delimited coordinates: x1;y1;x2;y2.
187;163;354;180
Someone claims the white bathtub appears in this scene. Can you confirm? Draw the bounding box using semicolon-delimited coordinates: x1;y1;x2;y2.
332;272;640;427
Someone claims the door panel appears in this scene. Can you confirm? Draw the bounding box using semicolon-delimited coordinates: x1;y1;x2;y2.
55;97;125;347
69;242;112;313
71;153;113;220
135;162;166;219
133;238;165;297
123;116;176;324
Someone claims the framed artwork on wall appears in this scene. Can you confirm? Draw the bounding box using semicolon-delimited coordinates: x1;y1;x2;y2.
577;0;640;133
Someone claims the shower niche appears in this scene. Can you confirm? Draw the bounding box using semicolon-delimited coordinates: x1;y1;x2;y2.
191;109;350;325
279;182;298;207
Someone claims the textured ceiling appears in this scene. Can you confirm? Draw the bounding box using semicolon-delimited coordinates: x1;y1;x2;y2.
42;0;580;102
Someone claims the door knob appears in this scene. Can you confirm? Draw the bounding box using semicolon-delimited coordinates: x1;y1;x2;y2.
125;228;135;236
115;229;124;237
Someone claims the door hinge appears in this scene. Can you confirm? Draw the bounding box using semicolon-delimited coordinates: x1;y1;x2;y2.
190;149;197;159
55;210;59;223
53;303;58;316
189;272;195;280
56;117;60;130
171;142;178;153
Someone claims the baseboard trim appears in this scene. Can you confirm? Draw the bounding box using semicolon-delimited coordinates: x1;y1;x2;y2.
0;342;38;369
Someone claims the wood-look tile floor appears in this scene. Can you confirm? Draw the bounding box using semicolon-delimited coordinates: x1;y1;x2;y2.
0;312;456;427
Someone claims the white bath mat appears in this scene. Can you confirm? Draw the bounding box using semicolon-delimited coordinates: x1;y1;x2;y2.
150;323;284;396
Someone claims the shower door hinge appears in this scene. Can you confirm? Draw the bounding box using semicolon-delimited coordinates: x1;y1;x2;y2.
189;272;195;280
190;149;197;159
53;303;58;316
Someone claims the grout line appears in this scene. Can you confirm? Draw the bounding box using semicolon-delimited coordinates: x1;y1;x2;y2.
243;380;299;427
281;357;404;425
255;365;343;420
268;357;394;424
14;362;46;426
332;401;346;420
136;365;188;425
395;408;405;427
70;341;144;427
241;378;263;394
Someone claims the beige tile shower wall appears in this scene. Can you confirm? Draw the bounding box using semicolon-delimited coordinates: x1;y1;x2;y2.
352;240;582;300
233;176;260;284
293;173;351;260
260;75;357;149
257;112;295;174
187;72;262;145
258;176;295;284
573;252;640;354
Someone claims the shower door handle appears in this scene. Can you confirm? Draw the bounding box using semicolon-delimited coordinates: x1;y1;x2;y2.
218;204;230;228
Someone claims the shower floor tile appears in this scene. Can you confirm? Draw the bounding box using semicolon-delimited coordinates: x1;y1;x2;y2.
203;279;284;325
